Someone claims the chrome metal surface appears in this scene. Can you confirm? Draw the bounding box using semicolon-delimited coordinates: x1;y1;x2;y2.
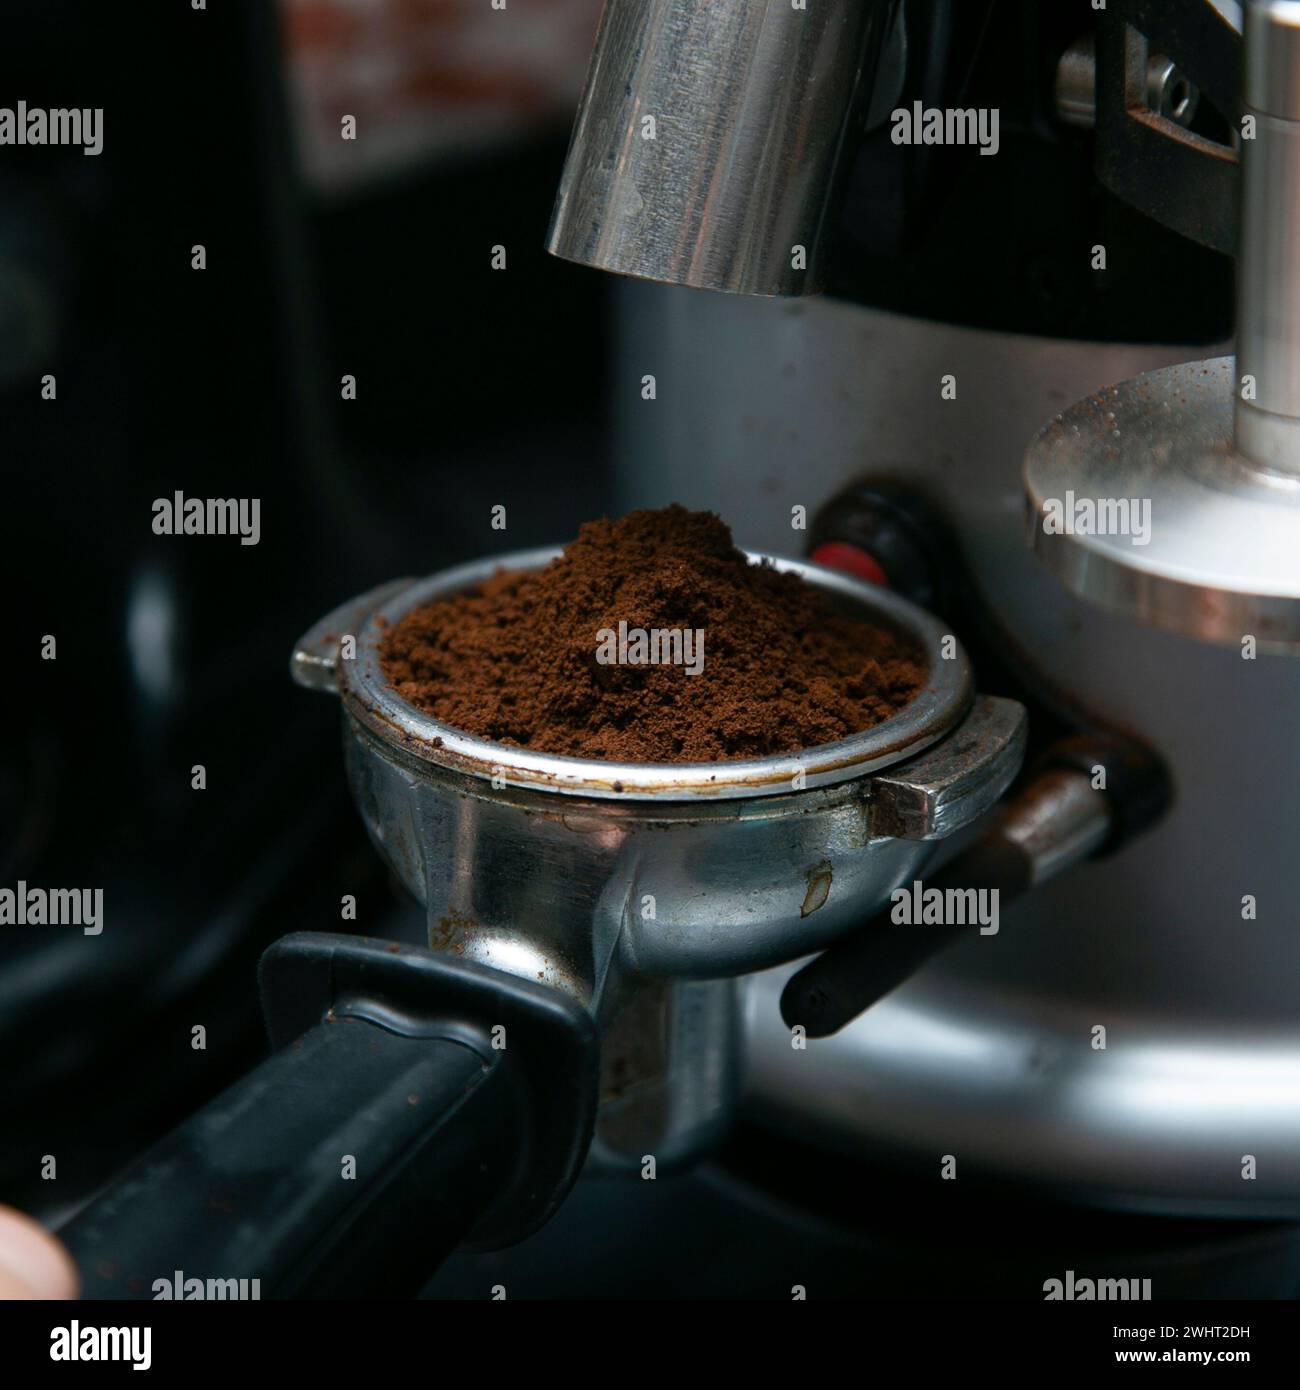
590;977;740;1170
1024;357;1300;649
744;963;1300;1217
1054;35;1098;129
1236;0;1300;470
999;767;1111;886
289;578;414;692
869;696;1027;842
313;547;973;803
1244;0;1300;119
1147;53;1200;126
1055;36;1199;131
339;689;1021;1002
546;0;897;296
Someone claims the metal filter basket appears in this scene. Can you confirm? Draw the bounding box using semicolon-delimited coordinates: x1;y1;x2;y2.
293;549;1023;994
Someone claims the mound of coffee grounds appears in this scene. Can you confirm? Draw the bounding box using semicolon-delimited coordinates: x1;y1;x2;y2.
379;505;927;763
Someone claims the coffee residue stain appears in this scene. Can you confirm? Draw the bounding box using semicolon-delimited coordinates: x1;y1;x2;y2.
432;907;474;955
801;861;833;917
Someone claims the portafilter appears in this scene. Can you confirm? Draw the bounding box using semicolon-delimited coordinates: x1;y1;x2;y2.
61;549;1025;1297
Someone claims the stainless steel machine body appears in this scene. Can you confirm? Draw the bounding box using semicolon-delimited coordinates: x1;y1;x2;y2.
608;281;1300;1214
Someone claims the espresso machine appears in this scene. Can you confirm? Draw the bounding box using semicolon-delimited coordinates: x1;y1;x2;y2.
7;0;1300;1303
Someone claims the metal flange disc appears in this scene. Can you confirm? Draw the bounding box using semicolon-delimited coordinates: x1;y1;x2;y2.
1024;356;1300;651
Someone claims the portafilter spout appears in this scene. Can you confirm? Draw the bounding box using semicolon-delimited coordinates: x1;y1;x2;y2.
546;0;901;296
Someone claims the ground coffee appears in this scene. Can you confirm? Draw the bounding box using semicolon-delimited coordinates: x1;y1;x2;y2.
379;506;927;763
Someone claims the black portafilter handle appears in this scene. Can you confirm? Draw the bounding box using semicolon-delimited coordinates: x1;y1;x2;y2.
60;933;598;1299
781;736;1171;1039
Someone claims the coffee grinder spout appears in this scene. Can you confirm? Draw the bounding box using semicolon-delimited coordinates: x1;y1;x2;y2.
546;0;901;296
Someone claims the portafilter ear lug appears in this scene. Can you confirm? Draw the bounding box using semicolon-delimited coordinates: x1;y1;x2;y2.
290;578;415;693
867;695;1028;841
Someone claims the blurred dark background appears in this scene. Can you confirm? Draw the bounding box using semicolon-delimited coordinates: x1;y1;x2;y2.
0;0;611;1223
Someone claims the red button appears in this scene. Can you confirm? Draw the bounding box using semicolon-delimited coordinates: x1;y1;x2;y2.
809;541;889;588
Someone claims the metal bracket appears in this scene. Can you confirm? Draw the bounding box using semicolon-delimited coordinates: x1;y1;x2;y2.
1096;0;1242;254
289;577;414;693
868;694;1027;841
